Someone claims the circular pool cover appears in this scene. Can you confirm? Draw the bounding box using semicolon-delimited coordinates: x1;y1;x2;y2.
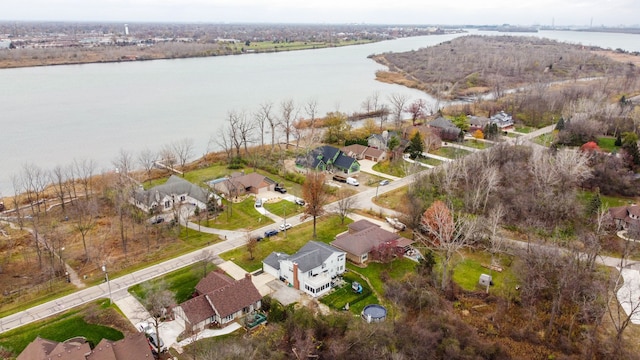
362;304;387;323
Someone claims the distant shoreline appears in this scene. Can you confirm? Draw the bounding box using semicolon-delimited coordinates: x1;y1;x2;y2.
0;39;378;69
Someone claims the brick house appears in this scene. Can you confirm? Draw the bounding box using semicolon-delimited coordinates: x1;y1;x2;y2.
331;220;413;264
173;271;262;333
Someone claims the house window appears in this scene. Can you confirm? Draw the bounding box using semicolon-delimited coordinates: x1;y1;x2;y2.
180;195;186;201
164;200;171;208
223;313;235;322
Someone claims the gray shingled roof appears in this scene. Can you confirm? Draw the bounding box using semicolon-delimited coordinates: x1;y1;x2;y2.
263;252;289;271
133;175;209;207
429;117;458;129
288;241;344;272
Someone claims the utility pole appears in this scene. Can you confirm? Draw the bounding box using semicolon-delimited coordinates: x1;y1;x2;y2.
102;265;112;305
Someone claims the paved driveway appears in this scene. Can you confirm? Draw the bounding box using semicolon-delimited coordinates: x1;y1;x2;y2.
358;159;401;181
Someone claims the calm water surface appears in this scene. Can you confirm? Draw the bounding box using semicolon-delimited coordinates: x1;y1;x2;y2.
0;30;639;194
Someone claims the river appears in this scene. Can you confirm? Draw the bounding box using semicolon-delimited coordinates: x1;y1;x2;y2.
1;29;639;195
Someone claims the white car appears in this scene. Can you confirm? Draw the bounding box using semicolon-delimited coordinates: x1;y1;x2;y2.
279;223;292;231
136;321;155;335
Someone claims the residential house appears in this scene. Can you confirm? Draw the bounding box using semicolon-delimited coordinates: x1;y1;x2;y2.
131;175;220;213
341;144;387;162
212;172;276;197
467;115;491;133
331;220;413;265
173;271;262;333
87;333;154;360
427;117;461;141
262;241;346;297
18;333;153;360
368;131;401;151
295;145;360;174
609;204;640;230
490;111;514;128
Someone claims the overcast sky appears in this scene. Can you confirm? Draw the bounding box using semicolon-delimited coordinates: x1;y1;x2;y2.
2;0;639;27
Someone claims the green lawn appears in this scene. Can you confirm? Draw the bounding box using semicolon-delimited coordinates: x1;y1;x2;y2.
320;271;377;315
532;133;555;147
417;156;443;166
578;190;633;208
203;198;273;231
179;226;224;249
372;160;406;177
221;215;351;272
597;136;620;153
451;251;517;297
129;262;217;304
264;200;304;218
372;186;407;210
430;147;471;159
462;139;493;149
514;125;536;134
183;164;231;185
347;258;417;296
0;301;123;356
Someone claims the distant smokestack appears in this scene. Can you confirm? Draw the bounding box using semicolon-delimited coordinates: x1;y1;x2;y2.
124;24;129;36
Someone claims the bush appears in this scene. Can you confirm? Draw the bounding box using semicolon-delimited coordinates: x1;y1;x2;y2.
283;171;305;184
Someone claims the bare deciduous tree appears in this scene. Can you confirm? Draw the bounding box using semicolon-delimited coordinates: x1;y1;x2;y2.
73;197;97;262
141;281;175;357
138;147;157;183
388;93;408;130
335;189;358;224
172;138;195;173
73;158;96;199
279;99;297;148
257;101;277;151
302;172;328;239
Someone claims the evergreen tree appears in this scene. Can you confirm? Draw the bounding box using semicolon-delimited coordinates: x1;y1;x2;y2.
555;117;565;131
407;132;424;159
615;133;623;147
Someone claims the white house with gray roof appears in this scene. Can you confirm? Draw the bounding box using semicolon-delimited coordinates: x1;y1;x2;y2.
131;175;220;214
262;241;346;297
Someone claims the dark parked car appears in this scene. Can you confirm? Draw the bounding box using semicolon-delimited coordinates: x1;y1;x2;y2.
264;229;279;237
151;217;164;225
274;184;287;193
253;235;264;242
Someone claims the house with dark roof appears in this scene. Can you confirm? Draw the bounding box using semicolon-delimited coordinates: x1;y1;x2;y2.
173;271;262;333
131;175;220;214
341;144;387;162
212;172;276;197
262;241;346;297
17;333;153;360
609;204;640;230
331;219;413;264
428;117;461;141
295;145;360;174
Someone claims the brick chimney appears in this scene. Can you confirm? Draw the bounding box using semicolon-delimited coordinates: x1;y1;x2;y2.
245;273;252;280
292;262;299;290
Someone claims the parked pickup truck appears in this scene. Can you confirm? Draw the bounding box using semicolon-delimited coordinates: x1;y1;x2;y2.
332;174;347;183
386;217;406;231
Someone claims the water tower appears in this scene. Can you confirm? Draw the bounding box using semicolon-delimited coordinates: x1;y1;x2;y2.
124;24;129;36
